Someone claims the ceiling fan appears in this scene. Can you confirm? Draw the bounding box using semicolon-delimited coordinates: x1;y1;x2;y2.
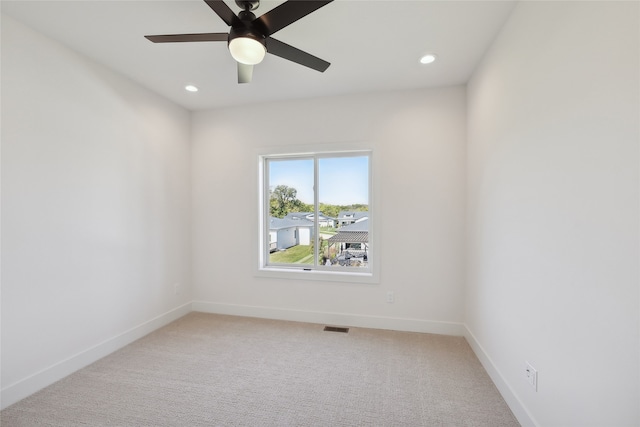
145;0;334;84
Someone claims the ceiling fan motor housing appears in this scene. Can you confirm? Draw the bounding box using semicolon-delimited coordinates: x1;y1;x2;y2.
235;0;260;11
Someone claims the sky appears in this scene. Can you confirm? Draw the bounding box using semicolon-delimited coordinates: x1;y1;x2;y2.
268;155;369;206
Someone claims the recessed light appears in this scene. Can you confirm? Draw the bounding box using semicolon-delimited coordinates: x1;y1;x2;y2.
420;54;437;64
185;84;199;92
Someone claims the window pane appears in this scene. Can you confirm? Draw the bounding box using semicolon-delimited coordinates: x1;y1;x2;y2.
318;156;369;269
267;158;314;266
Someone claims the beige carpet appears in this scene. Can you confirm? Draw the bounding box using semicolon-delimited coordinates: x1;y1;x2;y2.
1;312;519;426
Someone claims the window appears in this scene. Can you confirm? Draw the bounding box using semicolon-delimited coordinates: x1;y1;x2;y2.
259;151;371;277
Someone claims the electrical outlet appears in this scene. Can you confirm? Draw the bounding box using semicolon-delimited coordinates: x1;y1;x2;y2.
525;362;537;391
386;291;395;303
174;283;182;295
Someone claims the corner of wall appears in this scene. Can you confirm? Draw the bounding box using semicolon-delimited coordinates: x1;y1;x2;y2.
463;324;538;427
1;303;192;410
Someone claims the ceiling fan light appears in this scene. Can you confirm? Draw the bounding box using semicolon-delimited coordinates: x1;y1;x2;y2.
229;37;266;65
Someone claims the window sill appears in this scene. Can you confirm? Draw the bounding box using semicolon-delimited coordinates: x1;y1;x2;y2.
256;266;378;284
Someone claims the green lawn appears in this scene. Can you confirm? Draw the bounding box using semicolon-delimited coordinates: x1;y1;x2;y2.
270;245;313;264
320;227;337;235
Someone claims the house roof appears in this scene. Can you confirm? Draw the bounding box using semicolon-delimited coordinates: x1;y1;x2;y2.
338;219;368;232
327;232;368;244
284;212;332;221
327;219;369;243
269;217;313;230
337;211;368;220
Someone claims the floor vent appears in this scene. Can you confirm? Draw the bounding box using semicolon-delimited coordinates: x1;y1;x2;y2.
324;326;349;333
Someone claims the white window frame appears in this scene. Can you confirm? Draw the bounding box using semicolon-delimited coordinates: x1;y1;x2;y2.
257;145;378;284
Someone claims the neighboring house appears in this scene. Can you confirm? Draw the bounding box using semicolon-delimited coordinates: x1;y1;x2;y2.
284;212;335;228
337;211;368;227
269;216;314;252
326;218;369;265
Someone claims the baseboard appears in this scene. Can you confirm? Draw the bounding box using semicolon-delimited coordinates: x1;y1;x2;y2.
463;324;539;427
1;302;192;410
192;301;465;336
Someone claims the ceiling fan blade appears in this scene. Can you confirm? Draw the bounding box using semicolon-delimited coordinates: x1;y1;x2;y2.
204;0;240;27
145;33;228;43
238;62;253;84
266;37;330;72
255;0;333;37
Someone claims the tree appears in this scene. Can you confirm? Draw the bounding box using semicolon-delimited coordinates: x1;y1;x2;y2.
270;185;306;218
319;203;368;220
319;203;340;219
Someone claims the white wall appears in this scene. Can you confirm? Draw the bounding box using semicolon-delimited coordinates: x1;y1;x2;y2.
191;86;467;333
1;16;192;408
466;2;639;426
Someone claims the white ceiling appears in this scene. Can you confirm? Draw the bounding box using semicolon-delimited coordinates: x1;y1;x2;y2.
1;0;516;111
